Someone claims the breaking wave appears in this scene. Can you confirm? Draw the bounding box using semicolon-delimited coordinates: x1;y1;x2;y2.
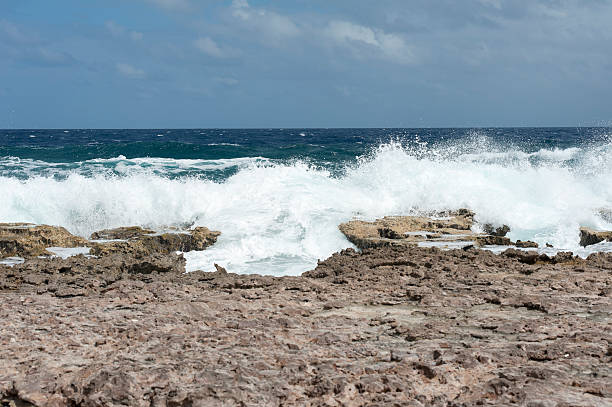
1;136;611;275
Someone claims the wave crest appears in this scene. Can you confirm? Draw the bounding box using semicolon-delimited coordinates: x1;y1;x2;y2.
1;139;611;275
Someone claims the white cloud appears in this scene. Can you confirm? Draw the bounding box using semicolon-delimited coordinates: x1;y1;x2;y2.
326;21;415;64
214;77;239;86
144;0;189;10
130;31;144;41
327;21;379;46
105;21;124;36
478;0;503;10
106;21;143;41
116;63;145;79
231;0;300;42
0;19;35;44
194;37;227;58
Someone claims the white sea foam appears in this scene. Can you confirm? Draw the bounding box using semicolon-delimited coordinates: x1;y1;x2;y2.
0;257;25;267
46;246;92;259
0;140;611;276
0;156;269;177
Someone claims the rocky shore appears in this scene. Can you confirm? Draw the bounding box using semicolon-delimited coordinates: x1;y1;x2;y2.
1;218;611;406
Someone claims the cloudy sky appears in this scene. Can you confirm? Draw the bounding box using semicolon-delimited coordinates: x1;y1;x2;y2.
1;0;611;128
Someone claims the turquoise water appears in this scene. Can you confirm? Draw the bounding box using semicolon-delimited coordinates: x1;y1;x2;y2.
1;128;611;275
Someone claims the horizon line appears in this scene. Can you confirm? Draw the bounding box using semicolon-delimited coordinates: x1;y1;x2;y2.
2;125;610;131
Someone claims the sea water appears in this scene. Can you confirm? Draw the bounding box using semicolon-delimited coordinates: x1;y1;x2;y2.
1;128;611;275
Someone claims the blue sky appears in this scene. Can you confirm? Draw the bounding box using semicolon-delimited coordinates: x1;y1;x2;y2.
1;0;611;128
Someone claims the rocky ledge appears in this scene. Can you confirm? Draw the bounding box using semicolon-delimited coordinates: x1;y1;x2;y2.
580;227;612;247
338;209;539;250
1;243;611;406
0;223;88;258
0;223;221;260
89;226;221;257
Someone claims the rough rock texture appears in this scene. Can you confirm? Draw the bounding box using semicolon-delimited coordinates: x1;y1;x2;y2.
0;253;186;295
89;226;220;257
339;210;528;250
90;226;157;240
1;245;610;406
0;223;221;261
580;227;612;247
482;224;510;237
0;223;88;258
515;240;539;248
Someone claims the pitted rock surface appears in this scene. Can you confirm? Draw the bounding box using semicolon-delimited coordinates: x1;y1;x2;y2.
580;226;612;247
1;245;611;406
338;210;531;250
0;223;88;258
89;226;221;257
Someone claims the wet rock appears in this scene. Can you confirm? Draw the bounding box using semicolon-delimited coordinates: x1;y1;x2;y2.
90;226;156;240
0;223;87;258
579;227;612;247
502;249;580;265
516;240;539;248
339;210;536;251
214;263;227;273
90;226;220;257
482;224;511;237
339;209;478;249
476;235;512;246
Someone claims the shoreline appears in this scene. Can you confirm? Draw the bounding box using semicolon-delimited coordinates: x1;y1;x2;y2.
1;239;611;405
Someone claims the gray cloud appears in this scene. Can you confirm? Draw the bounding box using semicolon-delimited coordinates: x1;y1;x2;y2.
230;0;300;44
325;20;415;64
194;37;228;58
2;0;612;127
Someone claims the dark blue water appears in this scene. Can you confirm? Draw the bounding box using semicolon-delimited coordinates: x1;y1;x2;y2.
0;127;607;163
1;127;611;275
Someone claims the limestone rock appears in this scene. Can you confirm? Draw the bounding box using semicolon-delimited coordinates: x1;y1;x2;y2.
0;223;87;258
1;244;611;405
515;240;539;248
90;226;155;240
579;227;612;247
483;224;511;237
339;209;477;250
338;209;523;250
476;235;513;246
90;226;220;257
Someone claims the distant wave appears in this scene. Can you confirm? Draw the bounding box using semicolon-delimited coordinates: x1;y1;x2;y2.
0;155;270;179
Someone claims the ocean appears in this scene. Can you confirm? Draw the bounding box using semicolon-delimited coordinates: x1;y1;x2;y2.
1;128;611;275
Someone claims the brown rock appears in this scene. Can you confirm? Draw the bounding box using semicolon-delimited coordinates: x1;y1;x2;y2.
476;235;513;246
339;209;477;249
0;223;87;258
90;226;156;240
579;227;612;247
1;236;611;406
339;210;530;251
482;224;511;237
515;240;539;248
90;226;220;257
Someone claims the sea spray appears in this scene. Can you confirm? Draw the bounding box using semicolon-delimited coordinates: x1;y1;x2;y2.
1;135;611;275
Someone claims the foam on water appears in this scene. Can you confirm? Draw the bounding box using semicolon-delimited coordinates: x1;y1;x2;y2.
46;247;92;259
0;155;269;179
1;137;611;276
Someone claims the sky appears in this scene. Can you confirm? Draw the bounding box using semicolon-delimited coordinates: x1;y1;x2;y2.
1;0;611;128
